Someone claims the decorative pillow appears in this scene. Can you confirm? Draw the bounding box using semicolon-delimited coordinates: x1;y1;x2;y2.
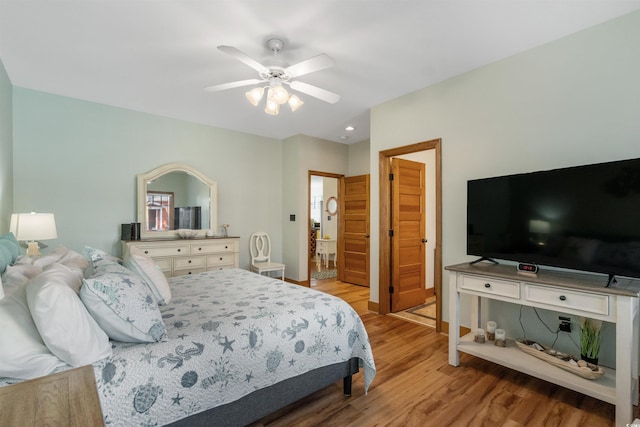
80;263;167;343
0;232;20;263
124;247;172;305
84;246;122;278
0;282;66;379
26;264;112;366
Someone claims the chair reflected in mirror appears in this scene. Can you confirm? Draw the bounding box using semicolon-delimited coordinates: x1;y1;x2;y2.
249;232;285;281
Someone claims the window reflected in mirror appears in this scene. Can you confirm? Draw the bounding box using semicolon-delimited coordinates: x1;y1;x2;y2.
146;191;174;231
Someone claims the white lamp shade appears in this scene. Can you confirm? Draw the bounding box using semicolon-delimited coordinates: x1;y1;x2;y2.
10;212;58;241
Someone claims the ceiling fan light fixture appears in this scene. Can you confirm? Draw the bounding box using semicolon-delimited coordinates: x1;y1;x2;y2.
270;84;290;105
265;98;280;115
288;94;303;112
245;87;265;106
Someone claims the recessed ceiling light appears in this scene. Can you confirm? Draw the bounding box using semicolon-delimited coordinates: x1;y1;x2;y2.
340;135;349;140
344;126;355;131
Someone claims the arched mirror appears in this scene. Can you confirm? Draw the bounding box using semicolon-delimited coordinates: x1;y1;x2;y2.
326;196;338;216
137;163;217;239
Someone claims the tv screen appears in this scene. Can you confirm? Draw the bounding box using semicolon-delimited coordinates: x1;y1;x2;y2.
467;157;640;280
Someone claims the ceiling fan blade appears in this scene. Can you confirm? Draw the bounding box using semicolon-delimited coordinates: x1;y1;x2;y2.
204;79;263;92
289;81;341;104
285;54;336;78
217;45;268;74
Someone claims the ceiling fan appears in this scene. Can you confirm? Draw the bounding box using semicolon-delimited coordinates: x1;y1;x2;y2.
204;38;340;115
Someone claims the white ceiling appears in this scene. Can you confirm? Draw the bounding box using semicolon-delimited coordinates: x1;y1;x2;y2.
1;1;639;144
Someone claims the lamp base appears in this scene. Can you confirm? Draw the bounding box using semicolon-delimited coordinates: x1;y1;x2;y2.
26;241;42;257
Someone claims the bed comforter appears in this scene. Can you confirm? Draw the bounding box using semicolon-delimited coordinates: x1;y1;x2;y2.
89;268;375;426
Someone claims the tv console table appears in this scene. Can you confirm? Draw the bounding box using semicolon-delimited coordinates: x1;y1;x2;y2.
447;262;640;427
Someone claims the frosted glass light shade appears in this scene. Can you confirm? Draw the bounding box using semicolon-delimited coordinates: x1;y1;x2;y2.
288;94;303;112
264;97;280;115
245;87;265;106
271;85;289;105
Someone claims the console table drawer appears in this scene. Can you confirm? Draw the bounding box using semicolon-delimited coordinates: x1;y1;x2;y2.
460;275;520;299
174;256;206;270
138;244;190;258
524;284;609;316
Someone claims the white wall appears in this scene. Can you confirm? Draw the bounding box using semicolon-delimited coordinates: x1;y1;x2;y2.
12;88;283;270
370;11;640;367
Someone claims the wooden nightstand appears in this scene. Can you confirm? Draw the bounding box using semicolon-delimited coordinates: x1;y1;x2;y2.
0;365;103;426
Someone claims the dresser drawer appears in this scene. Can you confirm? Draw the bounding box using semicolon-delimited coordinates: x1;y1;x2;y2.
174;256;205;270
191;240;237;255
207;254;236;267
460;275;520;299
173;268;206;276
524;284;609;316
137;244;190;258
154;258;172;273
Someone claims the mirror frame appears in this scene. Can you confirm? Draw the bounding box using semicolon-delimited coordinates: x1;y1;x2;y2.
137;163;218;240
326;196;338;216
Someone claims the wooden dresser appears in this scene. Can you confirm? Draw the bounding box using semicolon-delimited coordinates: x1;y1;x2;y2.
123;237;240;277
0;365;103;426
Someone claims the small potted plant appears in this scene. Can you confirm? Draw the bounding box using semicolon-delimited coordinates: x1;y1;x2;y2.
579;317;603;365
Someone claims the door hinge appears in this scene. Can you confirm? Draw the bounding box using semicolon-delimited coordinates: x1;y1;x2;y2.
389;286;394;294
389;173;394;181
389;229;394;237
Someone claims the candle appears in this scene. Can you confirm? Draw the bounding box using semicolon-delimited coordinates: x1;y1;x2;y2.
474;328;485;343
495;328;506;347
486;321;497;340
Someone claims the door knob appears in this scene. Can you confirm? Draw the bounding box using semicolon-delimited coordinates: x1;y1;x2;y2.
365;234;370;238
422;239;428;243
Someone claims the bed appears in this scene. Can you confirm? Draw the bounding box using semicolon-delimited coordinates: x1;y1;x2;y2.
0;236;376;426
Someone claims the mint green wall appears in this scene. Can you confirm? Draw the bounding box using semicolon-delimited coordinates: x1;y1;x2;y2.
0;59;13;233
12;88;283;268
371;10;640;367
282;134;348;281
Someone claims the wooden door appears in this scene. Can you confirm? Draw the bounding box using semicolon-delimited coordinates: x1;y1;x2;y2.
391;158;426;311
339;175;370;287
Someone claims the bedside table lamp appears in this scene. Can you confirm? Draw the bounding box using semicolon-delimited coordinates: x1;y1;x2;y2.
10;212;58;257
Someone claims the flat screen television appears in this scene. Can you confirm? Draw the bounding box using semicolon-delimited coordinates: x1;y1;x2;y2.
467;157;640;283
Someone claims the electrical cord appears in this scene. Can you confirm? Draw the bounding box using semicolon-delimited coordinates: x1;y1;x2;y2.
519;305;580;353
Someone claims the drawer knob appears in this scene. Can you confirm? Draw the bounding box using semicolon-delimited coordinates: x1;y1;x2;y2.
484;283;491;288
225;245;228;249
219;257;223;261
177;249;181;252
559;295;567;301
198;247;202;251
188;271;192;274
188;260;192;264
144;250;149;254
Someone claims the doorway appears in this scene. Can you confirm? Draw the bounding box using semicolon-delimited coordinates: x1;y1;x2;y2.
379;139;443;332
309;172;341;286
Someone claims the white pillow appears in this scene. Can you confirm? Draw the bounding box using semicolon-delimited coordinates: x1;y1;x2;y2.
80;263;167;343
0;282;66;379
124;247;172;305
26;264;112;366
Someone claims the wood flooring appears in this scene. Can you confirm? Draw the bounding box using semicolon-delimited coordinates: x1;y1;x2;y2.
252;280;636;427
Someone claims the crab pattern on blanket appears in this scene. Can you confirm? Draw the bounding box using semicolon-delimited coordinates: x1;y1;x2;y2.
92;268;375;426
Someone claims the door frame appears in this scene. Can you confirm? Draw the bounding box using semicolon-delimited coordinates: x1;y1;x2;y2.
308;170;344;285
378;139;443;332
